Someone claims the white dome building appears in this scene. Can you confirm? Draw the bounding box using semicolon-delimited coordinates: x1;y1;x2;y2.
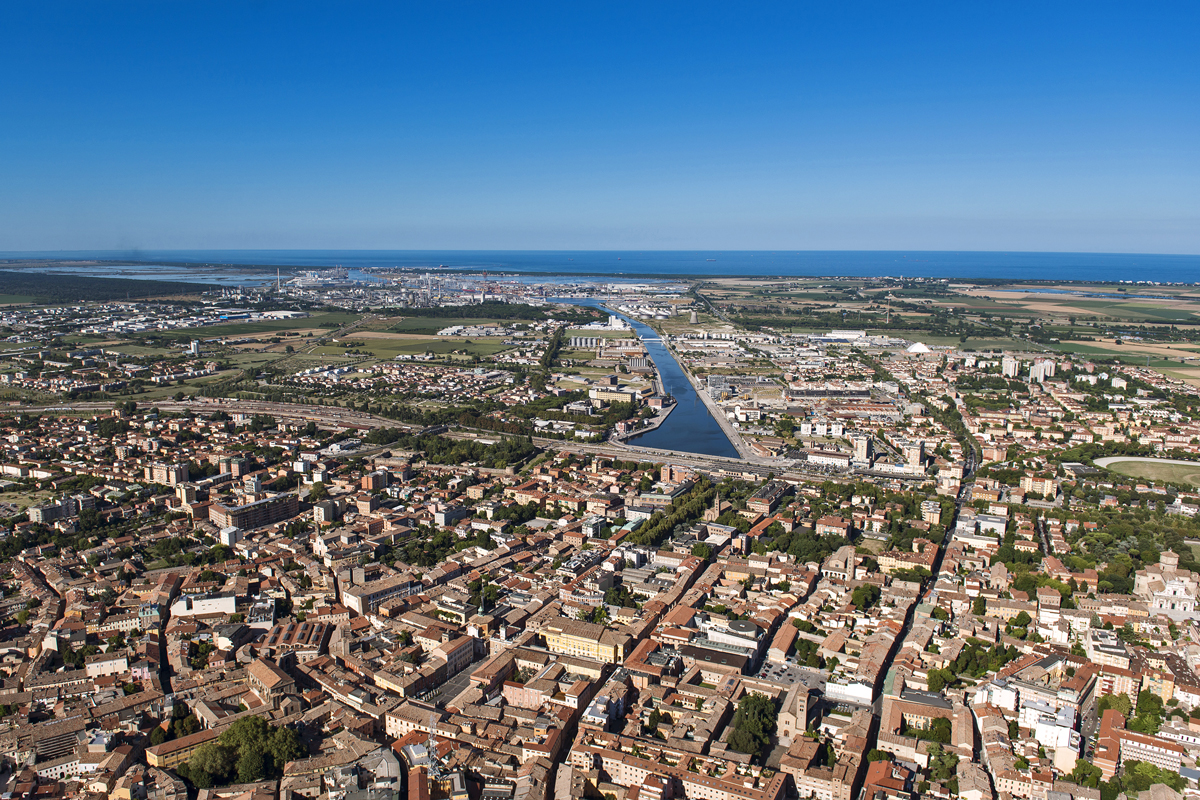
906;341;931;354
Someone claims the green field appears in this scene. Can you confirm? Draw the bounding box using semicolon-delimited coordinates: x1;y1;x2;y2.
0;295;35;305
1045;342;1123;356
139;312;362;339
388;316;522;335
1045;343;1196;367
1105;460;1200;487
957;339;1038;351
226;352;283;367
1064;300;1200;321
282;354;355;368
104;343;184;356
763;291;848;301
316;338;512;358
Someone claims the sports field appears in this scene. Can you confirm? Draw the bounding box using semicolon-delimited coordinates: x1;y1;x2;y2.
1096;457;1200;487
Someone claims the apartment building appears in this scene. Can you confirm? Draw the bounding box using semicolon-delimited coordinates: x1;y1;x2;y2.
208;493;299;531
144;462;189;486
1094;709;1185;780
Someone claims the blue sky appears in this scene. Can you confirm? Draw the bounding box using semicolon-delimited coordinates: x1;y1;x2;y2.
1;2;1197;252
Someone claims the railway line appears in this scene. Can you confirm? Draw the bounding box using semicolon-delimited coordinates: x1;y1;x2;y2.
42;398;409;432
35;399;928;486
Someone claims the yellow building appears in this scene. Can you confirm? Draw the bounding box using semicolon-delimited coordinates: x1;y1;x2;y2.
541;617;631;663
145;728;219;769
588;387;639;405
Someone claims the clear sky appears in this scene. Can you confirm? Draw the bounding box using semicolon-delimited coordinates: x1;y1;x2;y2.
2;2;1197;253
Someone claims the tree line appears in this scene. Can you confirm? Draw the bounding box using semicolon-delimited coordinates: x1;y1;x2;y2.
0;269;214;302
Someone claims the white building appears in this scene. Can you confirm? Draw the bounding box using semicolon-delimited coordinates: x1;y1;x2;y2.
1033;706;1078;750
973;680;1019;713
84;652;129;679
170;592;237;617
824;677;874;706
1134;550;1199;621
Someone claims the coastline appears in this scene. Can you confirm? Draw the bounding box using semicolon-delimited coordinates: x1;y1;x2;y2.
4;251;1200;285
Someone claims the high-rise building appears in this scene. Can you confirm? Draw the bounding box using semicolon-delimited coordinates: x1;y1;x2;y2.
902;440;925;474
1029;357;1056;382
146;462;189;486
850;434;873;463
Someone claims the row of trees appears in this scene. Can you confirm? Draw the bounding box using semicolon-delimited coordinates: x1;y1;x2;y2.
363;427;539;469
0;269;215;302
625;480;714;548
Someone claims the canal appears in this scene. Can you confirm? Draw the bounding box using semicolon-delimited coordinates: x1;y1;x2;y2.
555;299;740;459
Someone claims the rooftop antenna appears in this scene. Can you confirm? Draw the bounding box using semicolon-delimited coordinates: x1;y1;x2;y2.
426;708;444;779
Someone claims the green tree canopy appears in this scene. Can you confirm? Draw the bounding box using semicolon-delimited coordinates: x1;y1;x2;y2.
189;742;235;784
236;749;267;785
727;693;778;761
1097;693;1133;717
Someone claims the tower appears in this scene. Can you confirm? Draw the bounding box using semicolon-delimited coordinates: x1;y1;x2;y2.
851;433;872;463
903;440;925;474
1162;550;1180;571
427;708;444;779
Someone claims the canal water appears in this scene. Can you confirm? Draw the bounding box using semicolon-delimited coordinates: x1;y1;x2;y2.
555;299;740;459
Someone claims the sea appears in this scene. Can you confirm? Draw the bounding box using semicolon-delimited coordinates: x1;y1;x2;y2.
1;250;1198;285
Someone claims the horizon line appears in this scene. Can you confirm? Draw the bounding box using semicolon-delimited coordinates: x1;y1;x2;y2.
3;248;1200;258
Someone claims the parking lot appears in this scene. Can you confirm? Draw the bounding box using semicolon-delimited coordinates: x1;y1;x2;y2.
754;660;826;693
415;660;478;707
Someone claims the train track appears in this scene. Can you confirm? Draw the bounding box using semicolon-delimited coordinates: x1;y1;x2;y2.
37;399;876;484
41;399;407;431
